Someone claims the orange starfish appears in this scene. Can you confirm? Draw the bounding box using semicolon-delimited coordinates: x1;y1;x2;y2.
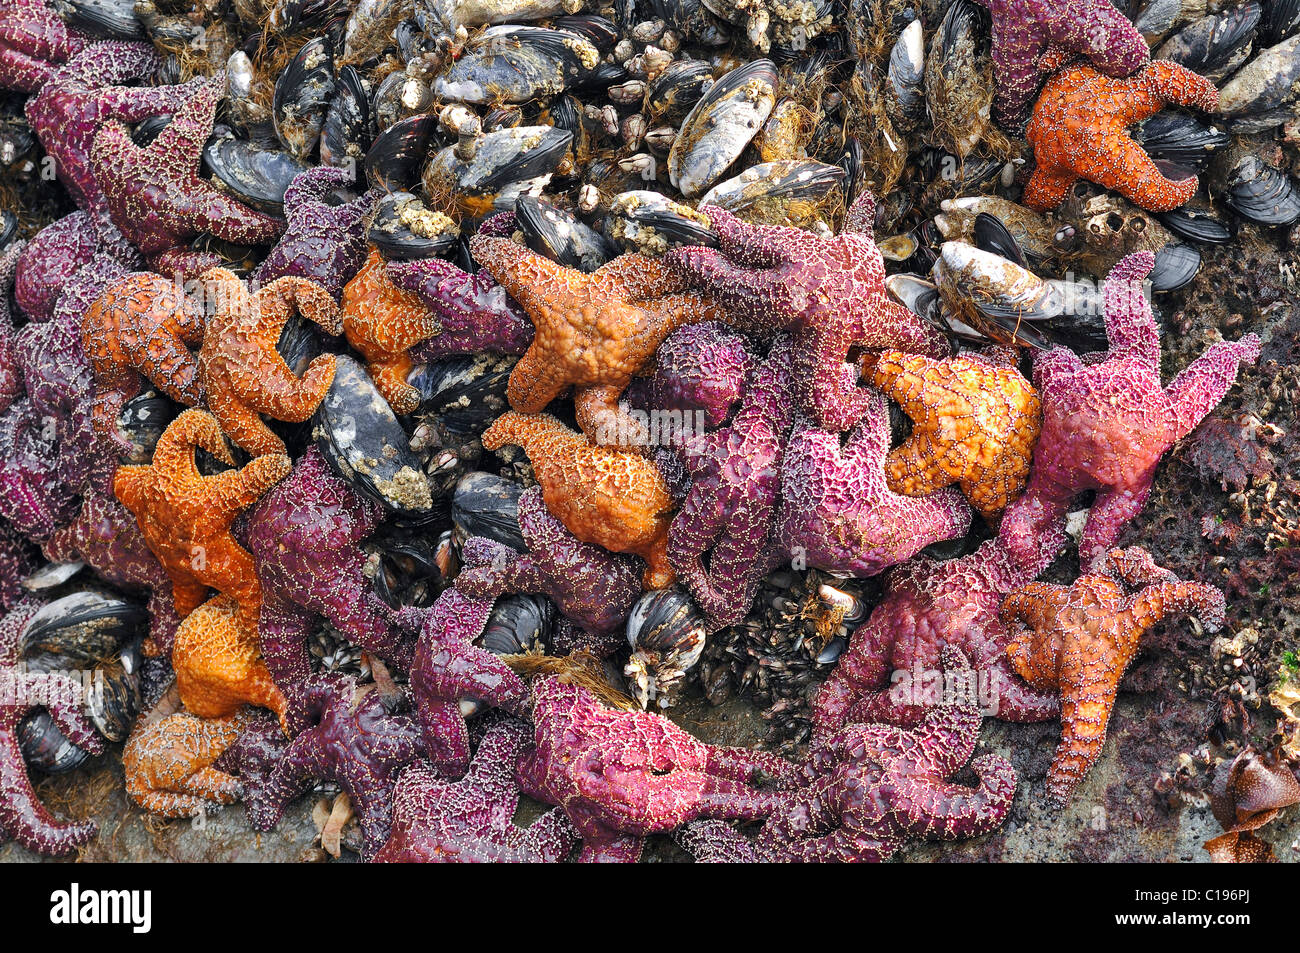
481;411;676;589
82;271;205;445
339;248;437;416
124;709;248;818
173;594;288;729
1001;547;1226;805
197;267;342;456
862;347;1042;521
114;408;290;629
469;236;727;447
1024;61;1219;212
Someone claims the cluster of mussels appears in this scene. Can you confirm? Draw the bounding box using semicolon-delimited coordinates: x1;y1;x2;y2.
0;0;1295;863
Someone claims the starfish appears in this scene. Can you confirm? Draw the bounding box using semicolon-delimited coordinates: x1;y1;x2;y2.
1000;252;1261;572
0;398;78;542
455;485;642;651
624;321;757;433
861;347;1042;521
519;675;796;862
124;709;249;818
973;0;1151;127
469;234;727;447
812;537;1060;736
246;446;410;691
15;212;94;323
481;411;678;589
0;0;89;93
664;191;950;432
374;719;577;863
252;167;379;298
1024;61;1220;213
0;241;25;416
682;649;1018;862
82;271;206;451
0;599;102;855
1001;547;1227;805
89;75;284;279
25;42;204;219
0;524;36;612
196;268;342;457
245;674;426;861
776;391;972;578
172;594;289;729
113;408;291;629
668;335;796;629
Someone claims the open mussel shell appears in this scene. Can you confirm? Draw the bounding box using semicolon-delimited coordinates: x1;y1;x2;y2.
699;159;846;227
364;113;438;191
480;593;556;656
1156;3;1262;80
451;472;526;552
312;355;434;519
203;135;309;216
669;58;778;198
432;25;602;105
52;0;143;38
320;64;373;169
369;192;460;261
117;390;177;465
1149;241;1202;292
607;190;718;255
514;196;614;272
1155;206;1235;244
1136;112;1229;173
1218;33;1300;130
1223;155;1300;226
624;588;707;710
425;126;573;220
273;35;335;159
19;591;148;672
645;59;715;124
409;354;515;432
370;529;451;608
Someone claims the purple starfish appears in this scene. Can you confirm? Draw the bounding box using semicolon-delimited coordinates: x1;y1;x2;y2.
14;212;95;323
0;241;24;416
246;446;411;691
776;391;972;578
253;167;380;299
90;75;284;280
455;486;642;654
0;523;36;611
625;322;757;432
667;335;796;629
0;0;90;93
1000;251;1261;573
1;599;103;855
245;674;426;861
0;398;78;543
374;719;577;862
974;0;1151;127
26;42;204;219
664;192;950;432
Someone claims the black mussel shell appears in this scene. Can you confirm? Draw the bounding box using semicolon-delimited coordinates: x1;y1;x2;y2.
515;196;614;272
669;58;778;198
451;472;526;552
273;35;335;159
1155;206;1235;244
431;126;573;213
409;354;515;432
276;310;325;378
0;210;16;250
117;390;177;465
320;65;373;170
837;137;867;209
1223;155;1300;225
312;354;434;518
607;190;719;255
1137;112;1229;173
484;106;524;132
84;638;142;742
267;0;349;32
131;112;172;147
431;26;601;106
972;213;1027;266
19;591;148;672
18;712;92;773
369;192;460;261
0;121;35;168
1150;241;1202;292
1263;0;1300;42
365;113;438;191
699;159;847;219
554;14;619;51
52;0;143;38
480;593;556;655
1156;3;1261;78
371;530;450;608
624;588;707;709
645;59;715;124
203;136;309;215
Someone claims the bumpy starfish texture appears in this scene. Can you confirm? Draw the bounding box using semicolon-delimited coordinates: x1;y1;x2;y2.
1024;61;1220;212
0;398;78;541
374;719;577;862
519;675;795;862
664;192;950;432
172;594;288;728
90;75;283;278
470;235;727;447
197;268;341;456
812;538;1060;736
113;409;291;629
0;524;36;612
482;411;678;588
1002;547;1226;805
15;212;93;322
0;599;102;855
456;485;642;650
246;674;426;860
246;446;408;690
777;392;972;578
252;167;378;298
0;0;89;93
625;322;757;432
124;709;248;818
0;242;24;416
1000;252;1261;571
83;271;205;450
973;0;1151;127
862;347;1041;520
668;336;796;629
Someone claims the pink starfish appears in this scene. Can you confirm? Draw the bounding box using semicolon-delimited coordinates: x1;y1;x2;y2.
0;0;89;93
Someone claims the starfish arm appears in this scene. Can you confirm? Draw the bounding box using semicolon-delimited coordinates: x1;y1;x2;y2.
1049;5;1149;79
257;277;342;337
1136;60;1220;117
894;754;1018;839
989;666;1063;722
1166;335;1262;440
468;236;587;315
885;431;955;497
811;620;893;735
592;253;696;300
1126;580;1226;634
1103;134;1201;212
244;354;337;423
206;384;285;457
701;205;791;267
416;700;472;778
505;347;568;413
191;191;284;247
175;765;243;803
1101;251;1160;365
842;190;878;238
247;734;328;831
987;26;1048;126
704;745;798;785
1103;547;1179;588
663;246;786;324
577;828;645;863
205;454;292;523
282;165;355;212
257;596;314;691
131;789;213;818
150;77;221;170
0;733;97;855
99;73;205;124
42;672;104;753
1022;163;1079;211
1078;483;1154;569
575;383;649;447
151;247;223;283
523;808;579;862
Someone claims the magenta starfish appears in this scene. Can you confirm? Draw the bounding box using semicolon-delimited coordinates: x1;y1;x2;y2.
0;0;90;93
246;446;412;691
625;322;757;432
15;211;96;323
1000;251;1261;572
455;486;642;653
0;398;78;543
252;167;379;299
1;599;103;855
668;335;796;629
974;0;1151;127
246;674;426;861
90;75;284;279
664;192;950;431
776;391;972;578
0;241;24;416
374;719;577;863
519;676;796;862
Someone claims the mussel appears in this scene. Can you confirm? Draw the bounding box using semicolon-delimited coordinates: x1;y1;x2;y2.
424;124;573;220
451;472;527;553
364;114;439;191
606;190;718;255
1156;3;1262;80
644;58;714;124
699;159;846;231
273;36;336;159
320;65;374;170
368;192;460;261
669;59;778;198
514;196;615;272
52;0;143;38
480;593;557;656
432;25;603;105
203;135;310;216
623;587;707;710
1222;155;1300;226
1218;33;1300;131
